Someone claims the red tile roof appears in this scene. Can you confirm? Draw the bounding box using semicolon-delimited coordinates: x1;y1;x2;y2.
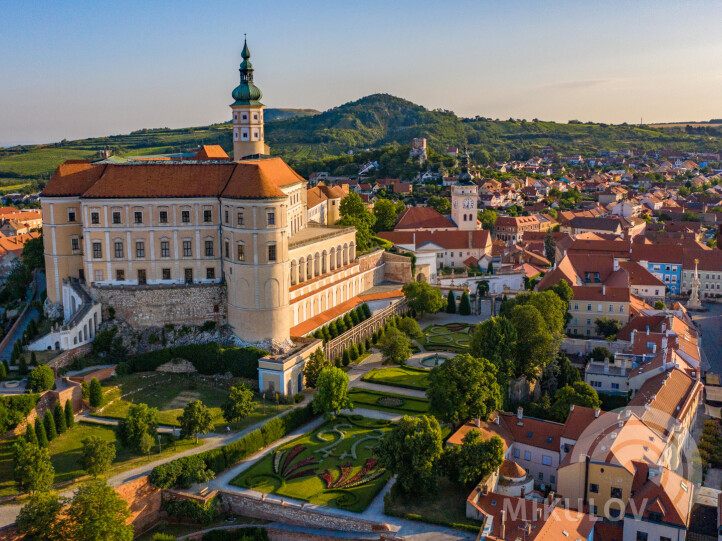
378;229;490;251
394;206;454;230
193;145;229;160
43;162;107;196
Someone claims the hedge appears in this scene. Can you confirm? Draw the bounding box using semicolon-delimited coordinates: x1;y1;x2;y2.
162;496;219;525
383;507;479;534
149;404;316;489
202;528;269;541
128;343;267;378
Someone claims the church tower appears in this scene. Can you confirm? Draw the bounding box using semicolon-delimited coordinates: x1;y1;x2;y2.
231;39;268;160
451;149;479;231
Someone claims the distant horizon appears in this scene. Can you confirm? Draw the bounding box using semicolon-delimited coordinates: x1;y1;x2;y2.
2;1;722;147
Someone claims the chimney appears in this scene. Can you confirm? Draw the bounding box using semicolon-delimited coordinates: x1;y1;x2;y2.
595;408;600;418
618;420;623;428
570;404;575;413
536;508;543;520
604;358;609;374
500;510;506;538
652;343;657;354
476;418;481;428
661;323;666;332
646;325;650;335
548;491;555;504
494;415;500;425
481;484;488;495
602;284;606;295
662;337;668;350
517;407;524;420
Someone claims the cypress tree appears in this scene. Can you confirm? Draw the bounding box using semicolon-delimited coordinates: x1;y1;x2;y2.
358;341;366;355
65;400;75;429
0;362;6;381
24;423;37;446
365;337;371;350
350;310;359;325
30;351;37;366
2;360;8;374
322;326;331;342
459;291;472;316
44;412;57;441
336;318;347;334
35;416;48;447
54;402;67;434
350;344;358;361
446;290;457;314
89;378;103;408
362;303;371;319
342;349;350;366
343;313;353;329
18;354;28;375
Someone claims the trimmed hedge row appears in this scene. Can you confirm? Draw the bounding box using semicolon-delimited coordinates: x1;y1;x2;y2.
127;343;267;379
383;507;479;534
149;404;316;489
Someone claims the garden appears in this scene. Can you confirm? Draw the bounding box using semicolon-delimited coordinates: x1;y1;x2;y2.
347;388;429;415
231;415;392;512
95;372;291;431
423;323;475;352
361;366;429;390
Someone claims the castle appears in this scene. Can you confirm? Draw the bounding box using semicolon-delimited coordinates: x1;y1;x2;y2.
40;41;403;350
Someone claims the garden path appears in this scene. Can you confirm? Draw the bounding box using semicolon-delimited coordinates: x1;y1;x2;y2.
345;350;427;399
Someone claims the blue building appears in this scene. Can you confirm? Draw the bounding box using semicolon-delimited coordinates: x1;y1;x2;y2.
631;244;684;295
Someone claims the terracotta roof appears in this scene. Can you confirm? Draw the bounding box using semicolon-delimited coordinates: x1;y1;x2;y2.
306;187;325;209
561;406;600;441
617;260;665;287
394;206;454;230
222;158;304;199
568;216;622;232
571;285;633;302
498;459;527;479
193;145;229;160
627;468;693;528
43;162;107;197
378;229;490;251
631;243;684;264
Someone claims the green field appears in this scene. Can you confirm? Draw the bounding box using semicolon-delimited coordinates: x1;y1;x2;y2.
231;415;392;512
96;372;292;431
348;388;429;415
423;323;475;352
361;366;429;390
0;421;198;498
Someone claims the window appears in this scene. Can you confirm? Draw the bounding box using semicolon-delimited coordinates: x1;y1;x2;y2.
610;487;622;498
116;269;125;281
574;303;578;310
619;305;624;313
608;508;620;519
659;537;671;541
225;241;230;259
513;448;520;459
181;210;190;223
91;211;100;224
205;240;214;257
524;451;531;461
542;455;552;466
268;244;276;262
589;483;599;493
137;269;146;285
206;267;215;279
134;211;143;224
112;211;121;224
587;304;592;311
135;241;145;258
611;383;620;390
94;270;103;281
591;381;602;388
203;209;212;223
160;241;170;258
237;244;245;261
225;210;229;224
92;242;102;259
182;240;192;257
237;212;244;226
636;534;650;541
162;268;171;280
550;475;556;484
538;472;544;480
609;304;614;312
267;211;275;226
184;268;193;284
648;512;663;522
114;241;123;259
71;237;79;251
590;505;597;515
66;208;78;222
159;210;168;224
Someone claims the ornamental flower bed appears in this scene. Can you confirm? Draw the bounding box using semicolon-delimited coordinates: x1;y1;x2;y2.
231;415;392;513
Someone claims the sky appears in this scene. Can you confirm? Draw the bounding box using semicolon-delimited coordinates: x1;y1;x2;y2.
2;0;722;147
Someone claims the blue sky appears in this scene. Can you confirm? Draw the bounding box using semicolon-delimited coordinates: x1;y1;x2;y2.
2;0;722;146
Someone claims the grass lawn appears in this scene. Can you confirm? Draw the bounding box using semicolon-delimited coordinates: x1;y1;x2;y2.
348;388;429;415
0;421;198;498
361;366;429;390
384;476;483;533
231;415;392;512
95;372;292;431
423;323;475;352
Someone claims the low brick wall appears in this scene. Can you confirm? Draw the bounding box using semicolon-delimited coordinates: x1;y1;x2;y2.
68;365;116;384
181;526;396;541
116;475;163;536
46;343;93;372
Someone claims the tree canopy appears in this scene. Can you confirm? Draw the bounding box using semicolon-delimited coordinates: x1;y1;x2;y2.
372;198;401;232
312;367;352;419
379;327;412;365
507;304;554;381
179;400;214;443
338;192;376;251
302;349;332;389
221;383;255;423
550;382;601;423
470;316;517;391
402;281;445;317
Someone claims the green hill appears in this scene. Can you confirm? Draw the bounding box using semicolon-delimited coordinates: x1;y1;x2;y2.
1;95;720;191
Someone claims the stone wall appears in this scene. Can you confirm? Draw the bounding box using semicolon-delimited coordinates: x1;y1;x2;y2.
90;283;227;329
68;365;116;383
381;252;412;284
182;526;394;541
47;343;93;372
115;475;163;536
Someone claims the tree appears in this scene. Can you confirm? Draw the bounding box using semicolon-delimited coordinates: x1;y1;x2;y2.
338;192;376;251
64;479;133;541
459;291;471;316
507;304;554;381
24;423;37;446
312;367;352;419
544;229;556;265
65;399;75;429
53;402;67;434
82;436;116;476
427;196;451;215
17;491;66;541
402;281;445;317
590;346;613;364
17;353;28;376
0;362;6;381
453;430;505;486
550;382;601;423
654;300;667;310
89;377;103;408
372;198;400;232
179;400;214;443
470;316;517;391
379;327;412;364
34;416;48;448
117;403;159;451
446;290;457;314
221;383;255;423
139;432;154;458
13;439;54;493
397;317;423;340
26;365;54;393
476;280;489;297
30;351;37;366
427;354;502;427
595;317;621;338
44;411;57;441
376;415;443;494
479;209;498;232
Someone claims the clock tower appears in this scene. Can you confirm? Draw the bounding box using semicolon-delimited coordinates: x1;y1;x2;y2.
451;149;478;231
231;39;269;160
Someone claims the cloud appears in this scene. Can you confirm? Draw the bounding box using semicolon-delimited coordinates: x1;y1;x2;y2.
541;78;618;90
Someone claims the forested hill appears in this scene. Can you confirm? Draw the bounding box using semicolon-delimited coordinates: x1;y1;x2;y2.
1;94;721;190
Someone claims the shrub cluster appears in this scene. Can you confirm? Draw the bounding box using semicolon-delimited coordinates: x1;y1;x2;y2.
161;496;218;525
312;304;371;344
201;528;269;541
0;394;40;434
149;404;316;489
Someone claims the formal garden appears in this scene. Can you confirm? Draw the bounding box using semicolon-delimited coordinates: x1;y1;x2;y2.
422;323;474;352
360;365;429;390
231;415;392;512
347;388;429;415
95;372;292;431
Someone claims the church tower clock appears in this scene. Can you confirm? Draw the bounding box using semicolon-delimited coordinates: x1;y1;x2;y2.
451;149;479;231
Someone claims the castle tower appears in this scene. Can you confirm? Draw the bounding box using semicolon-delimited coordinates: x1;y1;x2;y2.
231;39;268;160
451;149;478;231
